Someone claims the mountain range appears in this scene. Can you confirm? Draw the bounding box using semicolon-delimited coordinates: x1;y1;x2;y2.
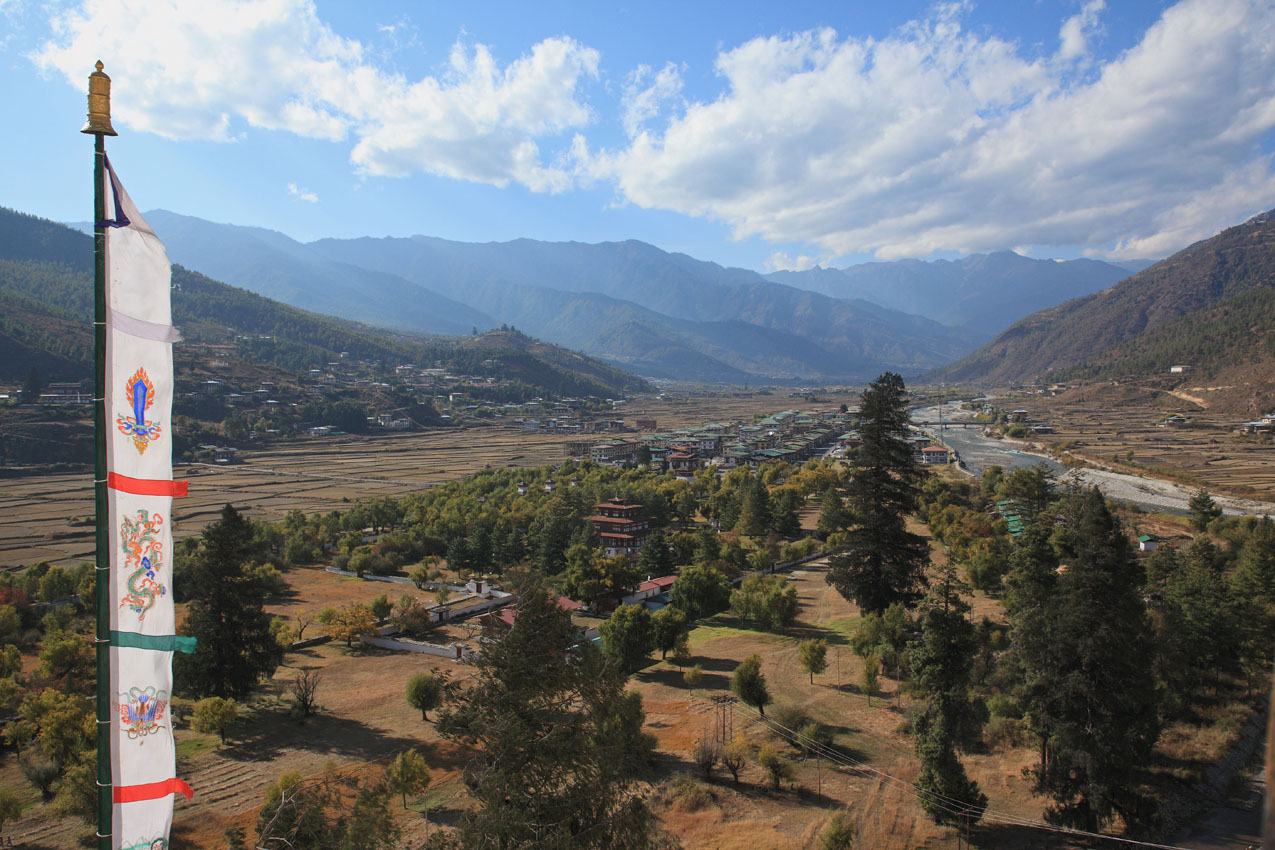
0;207;649;400
69;212;1137;383
931;209;1275;409
768;252;1151;334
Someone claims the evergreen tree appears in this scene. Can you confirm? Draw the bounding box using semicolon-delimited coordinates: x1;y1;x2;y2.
1187;489;1223;532
636;532;675;577
997;463;1057;519
908;584;987;825
770;488;803;537
693;528;720;566
437;577;656;849
527;498;576;575
1018;487;1161;832
827;372;929;613
177;505;283;699
816;486;846;540
736;476;772;537
1231;517;1275;680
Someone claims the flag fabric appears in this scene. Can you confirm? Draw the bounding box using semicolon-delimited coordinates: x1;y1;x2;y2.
102;156;192;850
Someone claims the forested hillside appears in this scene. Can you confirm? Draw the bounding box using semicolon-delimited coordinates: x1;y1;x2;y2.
930;209;1275;384
1060;286;1275;383
0;206;650;398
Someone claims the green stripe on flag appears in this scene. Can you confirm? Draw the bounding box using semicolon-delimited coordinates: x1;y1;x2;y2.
109;631;197;654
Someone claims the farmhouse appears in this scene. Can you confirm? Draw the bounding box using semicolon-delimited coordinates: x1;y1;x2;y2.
919;446;951;465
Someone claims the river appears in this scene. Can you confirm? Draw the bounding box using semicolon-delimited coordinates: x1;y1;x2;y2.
912;404;1275;518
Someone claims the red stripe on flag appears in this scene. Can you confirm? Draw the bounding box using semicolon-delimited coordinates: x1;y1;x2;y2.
113;777;194;803
107;472;188;497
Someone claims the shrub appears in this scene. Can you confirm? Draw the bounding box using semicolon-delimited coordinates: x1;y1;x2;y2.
986;692;1022;719
983;716;1029;751
682;664;703;689
820;811;856;850
665;773;713;812
192;696;239;744
770;702;809;735
756;743;794;791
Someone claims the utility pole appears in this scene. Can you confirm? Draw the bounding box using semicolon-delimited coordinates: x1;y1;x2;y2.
711;695;737;744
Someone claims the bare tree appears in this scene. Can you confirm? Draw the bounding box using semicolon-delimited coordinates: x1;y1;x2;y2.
290;669;322;718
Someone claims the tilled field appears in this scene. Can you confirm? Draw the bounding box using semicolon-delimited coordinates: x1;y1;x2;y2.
1006;390;1275;499
0;427;578;569
0;392;860;570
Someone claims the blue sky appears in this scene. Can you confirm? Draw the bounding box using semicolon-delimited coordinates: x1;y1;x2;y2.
2;0;1273;271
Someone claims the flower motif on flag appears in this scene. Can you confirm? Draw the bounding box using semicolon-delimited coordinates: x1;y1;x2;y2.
117;366;163;454
121;837;168;850
117;685;168;740
119;509;166;620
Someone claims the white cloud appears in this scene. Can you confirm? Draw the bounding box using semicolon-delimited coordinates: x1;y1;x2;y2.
33;0;598;192
583;0;1275;260
287;182;318;203
621;62;683;139
1058;0;1105;61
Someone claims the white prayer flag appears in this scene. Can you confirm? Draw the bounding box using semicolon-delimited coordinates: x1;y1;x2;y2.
103;157;191;850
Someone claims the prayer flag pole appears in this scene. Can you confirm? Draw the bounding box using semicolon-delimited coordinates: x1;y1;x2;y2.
83;59;118;850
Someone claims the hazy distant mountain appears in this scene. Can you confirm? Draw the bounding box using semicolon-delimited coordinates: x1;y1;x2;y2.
111;213;982;382
769;252;1147;336
305;233;986;380
73;210;497;337
929;209;1275;385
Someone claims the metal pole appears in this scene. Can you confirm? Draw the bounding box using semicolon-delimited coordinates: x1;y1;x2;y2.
82;59;117;850
92;127;111;850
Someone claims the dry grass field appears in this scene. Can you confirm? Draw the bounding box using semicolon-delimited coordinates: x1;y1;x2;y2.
5;528;1255;849
4;532;1090;850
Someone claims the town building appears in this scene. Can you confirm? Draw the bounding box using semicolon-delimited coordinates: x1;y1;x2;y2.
588;497;650;557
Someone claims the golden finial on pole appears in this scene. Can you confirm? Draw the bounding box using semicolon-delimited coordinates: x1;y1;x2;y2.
81;60;118;136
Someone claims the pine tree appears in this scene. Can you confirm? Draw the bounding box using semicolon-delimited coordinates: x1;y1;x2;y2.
437;577;656;849
1018;487;1161;832
636;532;675;577
816;486;845;540
736;477;772;537
177;505;283;699
1187;489;1223;532
827;372;929;613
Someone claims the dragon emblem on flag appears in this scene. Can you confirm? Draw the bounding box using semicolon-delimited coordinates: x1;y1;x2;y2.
119;509;166;620
117;685;168;740
117;366;162;454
